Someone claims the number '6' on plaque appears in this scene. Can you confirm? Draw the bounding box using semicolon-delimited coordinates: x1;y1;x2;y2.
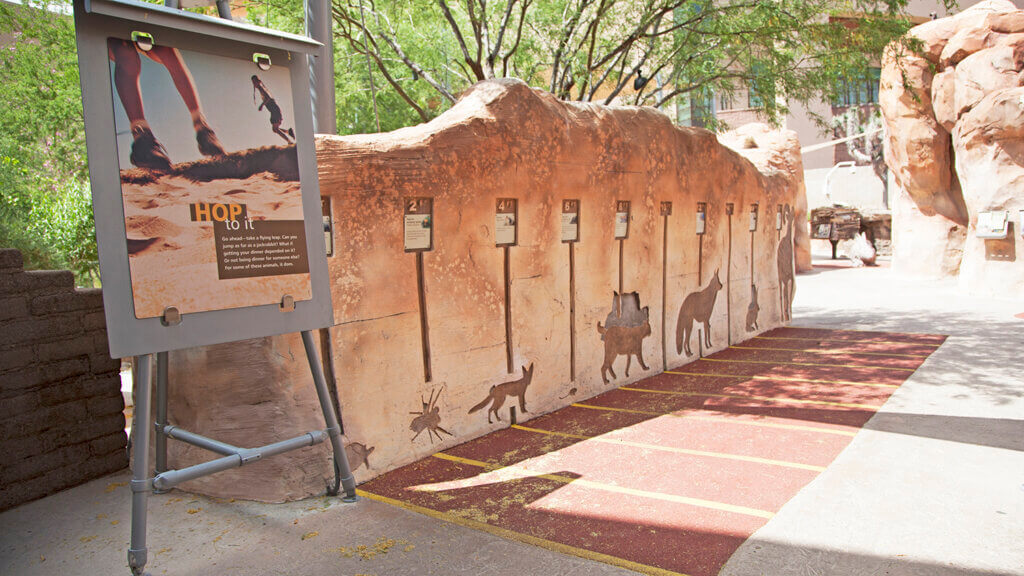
561;199;579;243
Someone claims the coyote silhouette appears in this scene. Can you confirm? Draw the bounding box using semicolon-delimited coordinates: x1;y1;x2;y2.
597;292;651;384
468;363;534;424
676;270;723;356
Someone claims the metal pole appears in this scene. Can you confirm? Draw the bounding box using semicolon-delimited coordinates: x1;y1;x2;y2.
128;354;153;576
306;0;336;134
215;0;231;19
301;330;357;501
154;351;168;480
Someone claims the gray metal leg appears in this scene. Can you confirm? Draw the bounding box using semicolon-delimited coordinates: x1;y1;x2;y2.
154;351;168;480
128;354;153;576
300;330;356;502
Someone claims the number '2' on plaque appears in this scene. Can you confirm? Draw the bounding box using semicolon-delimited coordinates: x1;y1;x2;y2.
404;197;434;252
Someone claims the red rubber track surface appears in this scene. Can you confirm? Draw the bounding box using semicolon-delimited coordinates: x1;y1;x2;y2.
359;326;945;576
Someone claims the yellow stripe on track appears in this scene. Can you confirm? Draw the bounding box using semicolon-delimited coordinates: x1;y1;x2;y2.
664;370;899;390
569;402;858;437
357;489;691;576
699;357;916;372
620;386;882;410
510;424;826;472
431;452;775;520
729;345;929;359
755;335;941;347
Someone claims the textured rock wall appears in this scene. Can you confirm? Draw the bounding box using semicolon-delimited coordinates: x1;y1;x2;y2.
0;249;127;511
881;0;1024;292
167;79;808;501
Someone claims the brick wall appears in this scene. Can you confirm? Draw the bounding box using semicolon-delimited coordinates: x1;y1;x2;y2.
0;248;128;512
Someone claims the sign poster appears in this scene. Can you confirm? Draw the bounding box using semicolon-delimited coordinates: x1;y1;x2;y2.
696;204;706;235
495;198;518;246
976;210;1009;239
404;197;433;251
322;197;333;256
615;200;630;239
749;207;759;232
660;201;672;216
561;199;579;243
106;38;310;319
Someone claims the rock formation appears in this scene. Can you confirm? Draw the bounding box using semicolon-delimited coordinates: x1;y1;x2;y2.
881;0;1024;293
167;79;809;500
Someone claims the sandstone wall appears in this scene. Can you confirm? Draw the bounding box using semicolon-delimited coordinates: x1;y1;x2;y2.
881;0;1024;293
166;79;807;501
0;249;127;512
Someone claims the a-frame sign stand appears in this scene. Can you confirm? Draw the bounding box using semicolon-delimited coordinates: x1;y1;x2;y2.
72;1;357;574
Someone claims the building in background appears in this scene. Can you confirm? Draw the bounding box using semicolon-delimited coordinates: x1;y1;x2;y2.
682;0;1024;216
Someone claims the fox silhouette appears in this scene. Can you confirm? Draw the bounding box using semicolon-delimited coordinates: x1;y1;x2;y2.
468;364;534;424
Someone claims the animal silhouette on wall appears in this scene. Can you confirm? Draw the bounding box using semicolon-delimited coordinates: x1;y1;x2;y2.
409;387;452;443
777;204;795;321
344;442;374;472
746;284;760;332
676;270;723;356
597;292;652;384
468;363;534;424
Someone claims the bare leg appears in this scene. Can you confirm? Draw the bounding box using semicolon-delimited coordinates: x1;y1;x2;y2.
109;40;172;171
272;122;293;144
146;46;225;156
110;40;144;125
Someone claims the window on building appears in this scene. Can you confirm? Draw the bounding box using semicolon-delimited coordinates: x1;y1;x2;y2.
718;91;737;111
834;67;881;107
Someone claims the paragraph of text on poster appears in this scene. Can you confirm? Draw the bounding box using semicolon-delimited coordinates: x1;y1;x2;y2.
214;220;310;280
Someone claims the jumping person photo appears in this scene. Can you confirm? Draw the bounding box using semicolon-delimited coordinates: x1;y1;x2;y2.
252;74;295;143
108;38;226;171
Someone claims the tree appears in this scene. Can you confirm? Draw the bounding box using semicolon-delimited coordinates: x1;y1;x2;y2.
262;0;955;132
832;105;888;208
0;0;98;284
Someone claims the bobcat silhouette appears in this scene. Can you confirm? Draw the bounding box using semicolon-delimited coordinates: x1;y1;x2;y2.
676;270;723;356
469;363;534;424
746;283;760;332
777;204;795;321
597;292;651;384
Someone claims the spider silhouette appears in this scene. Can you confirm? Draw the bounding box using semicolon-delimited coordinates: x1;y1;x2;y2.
409;387;452;443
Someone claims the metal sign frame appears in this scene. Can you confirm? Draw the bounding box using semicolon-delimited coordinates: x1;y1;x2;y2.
73;4;358;576
76;0;333;359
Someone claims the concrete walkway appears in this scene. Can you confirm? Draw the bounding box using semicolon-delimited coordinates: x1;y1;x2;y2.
722;257;1024;576
1;256;1022;576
